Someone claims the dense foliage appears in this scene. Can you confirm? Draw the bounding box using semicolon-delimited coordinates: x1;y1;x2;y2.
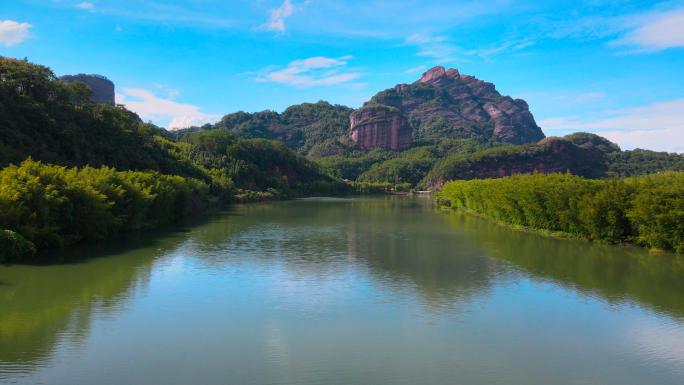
0;58;368;260
171;101;355;158
438;172;684;253
420;136;609;188
606;149;684;178
316;139;510;185
0;57;200;175
176;129;332;191
0;159;209;262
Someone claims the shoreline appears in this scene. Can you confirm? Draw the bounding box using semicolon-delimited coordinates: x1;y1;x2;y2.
440;206;673;255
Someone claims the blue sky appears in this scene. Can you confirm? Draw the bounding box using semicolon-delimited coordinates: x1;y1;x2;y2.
1;0;683;151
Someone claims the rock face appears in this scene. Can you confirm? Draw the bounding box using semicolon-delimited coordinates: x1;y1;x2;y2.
59;74;115;106
349;105;412;150
365;66;545;145
423;137;610;189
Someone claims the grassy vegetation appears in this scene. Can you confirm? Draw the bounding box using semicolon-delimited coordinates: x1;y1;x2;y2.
0;159;211;262
437;172;684;253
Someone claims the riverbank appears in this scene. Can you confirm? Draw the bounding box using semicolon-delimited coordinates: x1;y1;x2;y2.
436;172;684;254
440;206;660;252
4;196;684;384
0;159;407;262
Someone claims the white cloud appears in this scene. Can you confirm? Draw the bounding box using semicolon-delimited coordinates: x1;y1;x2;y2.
626;318;684;369
575;92;605;102
406;34;534;63
0;20;32;47
261;0;294;33
538;98;684;152
554;92;606;103
256;56;363;88
469;40;535;57
406;34;460;63
75;2;94;10
115;88;219;130
168;116;217;130
402;66;427;74
619;9;684;50
116;25;121;31
546;15;624;41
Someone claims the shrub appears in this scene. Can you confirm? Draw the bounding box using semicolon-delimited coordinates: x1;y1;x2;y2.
438;172;684;252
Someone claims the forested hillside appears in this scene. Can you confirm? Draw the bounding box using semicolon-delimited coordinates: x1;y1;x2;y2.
170;101;356;158
0;57;355;261
0;57;341;192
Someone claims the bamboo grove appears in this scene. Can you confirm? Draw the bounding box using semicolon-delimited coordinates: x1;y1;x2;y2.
437;172;684;253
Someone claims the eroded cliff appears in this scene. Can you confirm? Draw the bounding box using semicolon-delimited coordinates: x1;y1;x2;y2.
349;105;412;150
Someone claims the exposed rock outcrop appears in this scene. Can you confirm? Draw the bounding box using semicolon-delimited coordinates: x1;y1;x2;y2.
422;137;610;189
366;66;545;145
349;105;412;150
59;74;115;106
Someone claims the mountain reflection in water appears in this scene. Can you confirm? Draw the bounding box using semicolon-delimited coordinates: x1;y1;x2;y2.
1;196;684;384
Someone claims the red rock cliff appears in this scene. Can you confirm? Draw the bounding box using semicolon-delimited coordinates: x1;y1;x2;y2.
349;106;412;150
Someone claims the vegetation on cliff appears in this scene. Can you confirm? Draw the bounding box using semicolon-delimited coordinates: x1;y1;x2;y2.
437;172;684;253
315;131;684;189
420;136;609;188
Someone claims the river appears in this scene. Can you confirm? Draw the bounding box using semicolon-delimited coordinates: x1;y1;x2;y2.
2;196;684;384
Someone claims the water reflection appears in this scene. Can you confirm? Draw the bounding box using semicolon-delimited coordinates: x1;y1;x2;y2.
446;212;684;320
1;196;684;384
0;227;193;377
183;197;497;317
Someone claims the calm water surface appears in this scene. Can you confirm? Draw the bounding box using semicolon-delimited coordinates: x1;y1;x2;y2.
2;196;684;384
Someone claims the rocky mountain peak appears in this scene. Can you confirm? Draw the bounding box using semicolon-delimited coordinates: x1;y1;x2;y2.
418;66;446;83
364;66;545;145
417;66;463;87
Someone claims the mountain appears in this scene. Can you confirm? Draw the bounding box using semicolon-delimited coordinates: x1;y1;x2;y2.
175;66;545;157
366;66;545;145
167;66;684;189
